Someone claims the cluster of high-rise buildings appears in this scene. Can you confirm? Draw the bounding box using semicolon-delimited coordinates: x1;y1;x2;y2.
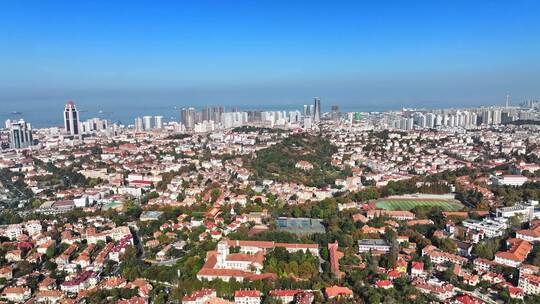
63;101;109;136
177;106;245;132
302;97;323;122
134;115;163;131
390;107;533;130
4;96;540;149
177;97;328;132
5;119;33;149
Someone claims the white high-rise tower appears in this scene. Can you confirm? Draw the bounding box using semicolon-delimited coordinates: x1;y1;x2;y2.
154;116;163;129
64;100;80;137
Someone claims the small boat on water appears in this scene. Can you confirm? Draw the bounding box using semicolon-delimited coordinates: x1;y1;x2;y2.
11;111;22;115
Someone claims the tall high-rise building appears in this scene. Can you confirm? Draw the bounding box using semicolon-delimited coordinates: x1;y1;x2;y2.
492;109;502;125
481;109;492;125
154;116;163;129
180;107;196;130
143;116;152;130
289;111;301;123
211;106;224;122
9;119;33;149
331;105;340;121
426;113;436;128
313;97;321;122
134;117;143;131
64;100;80;136
81;118;108;134
202;106;211;122
303;105;310;117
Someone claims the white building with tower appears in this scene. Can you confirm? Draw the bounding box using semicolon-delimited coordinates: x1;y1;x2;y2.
64;100;80;137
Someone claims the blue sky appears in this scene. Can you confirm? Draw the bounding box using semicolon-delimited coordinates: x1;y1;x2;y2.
1;0;539;109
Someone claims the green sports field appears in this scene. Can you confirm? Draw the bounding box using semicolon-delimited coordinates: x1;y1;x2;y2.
375;198;464;211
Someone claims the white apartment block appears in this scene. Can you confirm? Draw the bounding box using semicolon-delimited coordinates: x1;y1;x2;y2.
519;273;540;295
493;175;528;187
462;218;507;238
496;202;540;222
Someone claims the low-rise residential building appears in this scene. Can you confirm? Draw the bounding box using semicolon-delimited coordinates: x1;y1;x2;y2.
357;239;391;253
519;273;540;295
234;290;261;304
494;238;532;268
462;218;507;238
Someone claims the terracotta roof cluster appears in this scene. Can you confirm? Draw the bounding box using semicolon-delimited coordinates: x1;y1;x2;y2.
495;238;532;262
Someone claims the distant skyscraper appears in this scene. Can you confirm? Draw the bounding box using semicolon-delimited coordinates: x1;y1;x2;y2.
505;94;511;108
331;105;339;121
492;109;502;125
202;106;211;122
81;118;108;134
9;119;33;149
212;106;224;122
64;100;80;136
154;116;163;129
313;97;321;122
180;107;196;130
426;113;436;128
481;109;492;125
134;117;143;131
303;105;310;117
143;116;152;130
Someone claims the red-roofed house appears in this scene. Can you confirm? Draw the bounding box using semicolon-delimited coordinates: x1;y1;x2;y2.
268;290;302;303
410;262;425;278
234;290;260;304
375;279;394;289
183;289;217;304
2;287;31;303
453;294;483;304
324;285;353;299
